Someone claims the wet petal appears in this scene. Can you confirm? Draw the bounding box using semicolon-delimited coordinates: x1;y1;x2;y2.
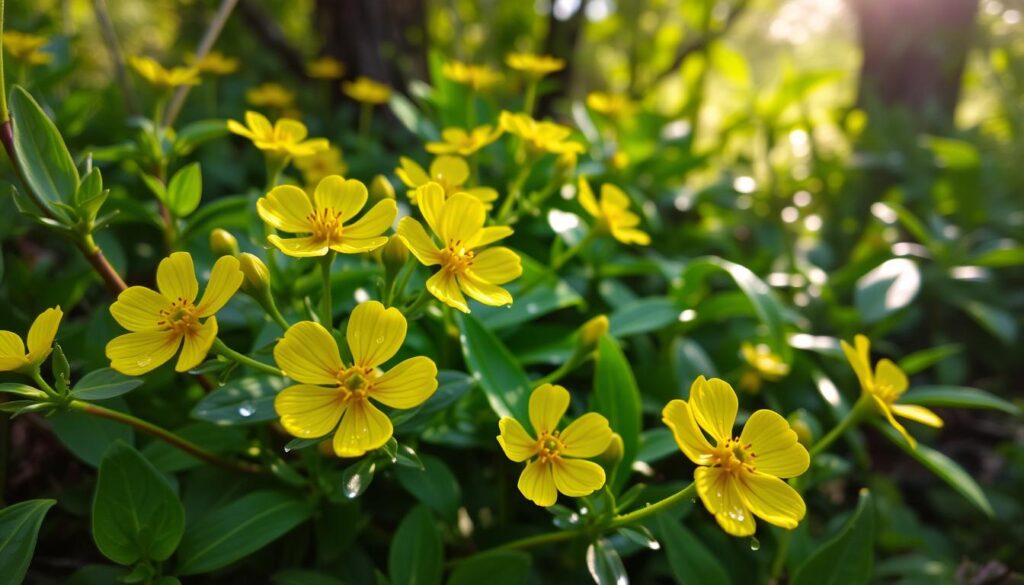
457;273;513;307
430;155;469;186
662;399;714;465
107;330;182;376
426;271;468;313
267;234;330;257
275;384;345;438
314;176;366;222
694;466;756;537
175;317;218;372
559;412;613;458
498;417;538;462
343;199;397;240
111;287;169;331
274;321;343;384
196;256;243;317
689;376;738;443
370;356;438;409
257;185;315;234
739;410;810;478
347;300;407;369
467;247;522;285
517;459;557;507
397;217;442;266
737;471;806;530
891;404;943;428
332;398;393;457
529;383;570;436
332;237;390;254
552;458;606;497
156;252;199;303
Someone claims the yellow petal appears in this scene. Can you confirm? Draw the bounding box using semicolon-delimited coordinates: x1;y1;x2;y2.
577;177;600;217
291;138;329;157
529;383;570;436
552;458;606;497
457;273;513;307
438;192;485;245
396;157;430;188
610;225;651;246
467;247;522;285
417;182;446;235
106;330;182;376
257;185;315;234
739;410;810;478
196;256;243;317
841;336;873;392
875;359;908;397
559;412;613;458
469;226;513;248
370;356;438;409
689;376;738;443
314;176;366;222
245;111;273;137
343;199;397;240
430;155;469;186
156;252;199;303
275;384;345;438
517;459;557;507
0;331;26;361
111;287;169;332
426;270;468;313
175;317;218;372
694;466;756;537
25;306;63;363
465;187;499;204
267;234;330;257
332;237;390;254
662;399;714;465
873;395;917;449
227;118;256;140
347;300;407;369
332;398;393;457
736;471;806;530
274;321;343;384
275;118;309;142
397;217;442;266
497;417;537;462
600;183;632;210
891;403;944;428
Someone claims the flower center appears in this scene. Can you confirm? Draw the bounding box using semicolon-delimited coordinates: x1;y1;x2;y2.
307;208;345;244
158;298;200;335
336;366;375;401
873;382;900;403
440;240;474;276
710;437;757;474
536;431;564;463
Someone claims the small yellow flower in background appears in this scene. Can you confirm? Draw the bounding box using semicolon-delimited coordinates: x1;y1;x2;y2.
106;253;243;376
441;61;503;92
506;52;565;77
395;155;498;206
307;56;346;80
496;384;612;507
426;125;503;157
257;175;397;258
342;77;392;105
294;145;348;187
227;111;329;158
246;82;295;109
739;342;791;394
187;50;239;76
273;301;438;457
397;184;521;313
499;111;584;157
577;177;650;246
663;376;809;537
129;56;200;88
4;31;52;65
586;91;635;118
0;307;63;374
841;335;943;448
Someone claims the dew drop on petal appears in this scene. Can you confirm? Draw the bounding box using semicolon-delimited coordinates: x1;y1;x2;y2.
750;536;761;551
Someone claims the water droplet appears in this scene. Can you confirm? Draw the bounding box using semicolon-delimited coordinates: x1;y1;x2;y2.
344;475;363;498
135;357;152;368
238;403;255;417
749;537;761;551
283;445;293;453
525;303;539;314
690;498;697;504
375;336;385;344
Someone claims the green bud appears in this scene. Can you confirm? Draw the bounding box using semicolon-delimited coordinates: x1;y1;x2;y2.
369;174;395;203
577;315;609;355
238;253;271;296
209;228;239;257
596;432;624;474
787;409;820;448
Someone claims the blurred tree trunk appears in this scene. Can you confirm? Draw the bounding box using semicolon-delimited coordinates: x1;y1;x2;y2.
537;0;589;116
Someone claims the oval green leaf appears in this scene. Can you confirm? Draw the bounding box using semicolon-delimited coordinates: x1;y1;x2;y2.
388;505;443;585
791;489;874;585
0;499;56;584
456;313;529;421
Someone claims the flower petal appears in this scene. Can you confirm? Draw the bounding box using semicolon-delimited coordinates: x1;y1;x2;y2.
610;225;651;246
314;176;367;222
497;417;538;462
417;182;446;235
196;256;243;317
873;395;917;448
529;383;570;436
438;192;485;245
875;359;908;397
245;111;272;137
517;459;557;507
370;356;438;409
347;301;407;369
426;270;468;313
600;184;632;210
430;155;469;186
694;466;756;537
467;247;522;285
891;404;943;428
559;412;613;458
577;177;600;217
739;410;810;478
396;157;430;188
736;471;806;530
275;384;344;438
267;234;330;257
274;321;343;384
662;399;714;465
275;118;309;142
457;273;513;307
332;237;390;254
0;331;26;361
552;458;606;497
111;287;169;331
841;335;873;393
25;307;63;362
469;226;513;248
257;185;314;234
332;398;393;457
397;217;442;266
689;376;738;443
156;252;199;303
106;330;182;376
343;199;397;240
175;317;218;372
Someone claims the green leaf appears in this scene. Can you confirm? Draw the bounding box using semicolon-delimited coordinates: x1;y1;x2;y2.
791;489;874;585
393;370;474;432
141;423;248;473
962;301;1017;344
608;297;681;337
388;505;443;585
586;539;627;585
456;313;529;421
854;258;921;324
897;344;962;376
173;119;229;156
272;570;346;585
447;550;531;585
656;513;730;585
92;441;185;565
177;490;311;575
9;86;80;219
50;397;134;467
191;375;288;425
591;335;641;492
972;246;1024;268
395;454;461;521
0;499;56;584
0;383;47;399
474;255;582;330
900;386;1019;415
71;368;143;400
166;162;202;217
389;93;439;141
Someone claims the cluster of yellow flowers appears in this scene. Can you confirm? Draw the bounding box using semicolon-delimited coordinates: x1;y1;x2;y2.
4;31;52;65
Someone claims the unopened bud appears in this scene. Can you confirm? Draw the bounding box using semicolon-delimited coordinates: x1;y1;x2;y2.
596;432;624;473
381;236;408;269
209;228;239;257
787;409;819;448
577;315;609;354
370;174;395;203
238;253;271;297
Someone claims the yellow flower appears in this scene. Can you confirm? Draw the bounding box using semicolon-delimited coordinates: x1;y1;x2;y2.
246;82;295;109
577;177;650;246
342;77;392;105
294;145;348;187
496;384;612;507
306;56;346;80
227;111;329;158
395;156;498;206
129;56;200;89
273;301;438;457
0;307;63;374
106;253;243;376
739;342;790;393
506;52;565;77
4;31;50;62
663;376;809;537
187;50;239;75
257;175;397;258
586;91;635;118
499;111;584;156
426;125;503;157
396;185;521;313
441;61;503;92
841;335;943;448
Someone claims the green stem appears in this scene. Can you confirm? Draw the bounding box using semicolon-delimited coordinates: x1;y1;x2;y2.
30;370;58;399
523;79;538;116
387;258;416;307
531;356;580;389
320;251;335;329
402;288;433;319
809;394;872;458
211;339;284;377
496;164;532;224
267;302;290;331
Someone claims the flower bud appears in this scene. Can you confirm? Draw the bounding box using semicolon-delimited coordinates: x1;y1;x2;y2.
370;174;395;203
787;409;819;448
596;432;624;474
577;315;609;355
238;252;271;297
209;228;239;257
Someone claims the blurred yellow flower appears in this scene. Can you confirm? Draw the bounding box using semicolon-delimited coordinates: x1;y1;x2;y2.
342;77;392;104
426;125;502;156
4;31;51;64
497;384;612;507
246;82;295;109
395;155;498;206
273;301;438;457
442;61;502;92
187;50;239;76
129;56;200;88
0;307;62;374
506;52;565;77
294;145;348;186
257;176;397;258
841;335;943;448
227;111;328;158
663;376;809;537
499;111;584;156
586;91;635;117
578;177;650;246
739;342;790;393
397;185;521;313
307;56;345;80
106;253;242;376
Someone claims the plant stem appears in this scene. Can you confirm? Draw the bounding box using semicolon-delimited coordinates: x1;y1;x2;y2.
30;370;58;399
523;79;538;116
69;400;263;474
810;394;872;458
496;164;532;224
164;0;239;127
92;0;138;116
531;357;579;390
211;339;284;377
266;302;290;331
402;288;433;319
320;251;335;329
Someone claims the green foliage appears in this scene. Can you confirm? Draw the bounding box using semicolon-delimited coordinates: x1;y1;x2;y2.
0;499;56;584
791;490;874;585
389;505;443;585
